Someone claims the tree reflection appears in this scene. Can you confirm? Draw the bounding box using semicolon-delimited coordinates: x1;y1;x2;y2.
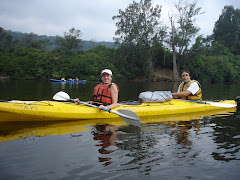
113;120;202;170
211;114;240;161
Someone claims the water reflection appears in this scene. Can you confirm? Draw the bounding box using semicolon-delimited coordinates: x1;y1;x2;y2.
172;121;193;146
50;81;87;90
0;112;240;179
86;113;240;174
1;80;240;179
211;114;240;162
92;124;118;166
112;120;201;170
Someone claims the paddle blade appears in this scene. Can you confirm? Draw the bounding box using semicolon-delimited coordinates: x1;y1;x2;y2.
53;91;70;101
208;102;236;108
117;109;141;126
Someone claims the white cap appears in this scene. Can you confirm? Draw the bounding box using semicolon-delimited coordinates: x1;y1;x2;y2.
100;69;112;76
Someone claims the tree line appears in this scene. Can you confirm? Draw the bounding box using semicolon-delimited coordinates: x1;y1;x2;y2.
0;0;239;83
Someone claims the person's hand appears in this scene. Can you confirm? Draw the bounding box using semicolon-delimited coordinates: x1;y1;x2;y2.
74;98;79;104
98;105;108;111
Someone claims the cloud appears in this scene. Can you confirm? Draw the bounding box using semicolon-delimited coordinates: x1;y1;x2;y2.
0;14;65;36
0;0;135;41
0;0;240;41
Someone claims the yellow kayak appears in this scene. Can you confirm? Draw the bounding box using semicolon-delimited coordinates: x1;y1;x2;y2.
0;99;237;122
0;107;236;143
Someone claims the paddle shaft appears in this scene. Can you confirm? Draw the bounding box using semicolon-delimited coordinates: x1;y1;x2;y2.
175;99;236;108
71;99;140;121
53;91;141;125
189;100;208;104
189;100;236;108
71;99;111;112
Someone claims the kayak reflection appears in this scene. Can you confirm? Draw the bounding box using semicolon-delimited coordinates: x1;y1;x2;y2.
0;119;125;143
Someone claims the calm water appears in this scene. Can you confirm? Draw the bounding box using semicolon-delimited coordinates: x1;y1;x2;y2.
0;79;240;180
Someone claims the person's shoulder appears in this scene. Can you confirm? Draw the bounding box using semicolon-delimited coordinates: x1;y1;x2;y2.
179;81;184;87
191;80;201;85
190;81;200;89
109;83;119;91
110;83;117;88
190;81;198;85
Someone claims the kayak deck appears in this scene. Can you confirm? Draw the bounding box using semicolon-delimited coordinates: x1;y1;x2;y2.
0;99;237;122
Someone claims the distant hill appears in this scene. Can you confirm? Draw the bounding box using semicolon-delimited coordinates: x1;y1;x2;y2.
6;30;118;51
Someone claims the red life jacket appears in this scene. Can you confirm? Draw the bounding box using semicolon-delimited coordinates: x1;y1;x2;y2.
92;83;118;105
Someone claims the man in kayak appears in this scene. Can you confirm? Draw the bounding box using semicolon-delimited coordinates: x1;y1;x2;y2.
172;70;202;101
74;69;119;111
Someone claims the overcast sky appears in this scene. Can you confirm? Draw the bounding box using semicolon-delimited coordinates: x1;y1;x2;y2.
0;0;239;42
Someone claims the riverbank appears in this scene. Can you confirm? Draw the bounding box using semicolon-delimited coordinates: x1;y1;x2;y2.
132;68;180;82
153;68;177;81
0;68;177;82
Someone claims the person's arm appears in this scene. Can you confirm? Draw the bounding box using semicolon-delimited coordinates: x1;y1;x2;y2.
172;90;192;99
108;84;118;109
172;82;199;99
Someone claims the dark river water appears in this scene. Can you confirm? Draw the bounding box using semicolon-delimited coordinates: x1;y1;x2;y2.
0;79;240;180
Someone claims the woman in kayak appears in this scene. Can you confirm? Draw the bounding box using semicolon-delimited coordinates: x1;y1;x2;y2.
172;70;202;101
74;69;119;111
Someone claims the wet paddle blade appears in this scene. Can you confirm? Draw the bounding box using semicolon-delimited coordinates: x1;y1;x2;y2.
53;91;70;101
208;102;236;108
187;99;237;108
116;109;141;126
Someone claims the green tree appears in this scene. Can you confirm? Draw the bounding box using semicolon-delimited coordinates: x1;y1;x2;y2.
189;35;212;57
56;27;82;51
213;6;240;55
168;0;203;80
0;27;6;39
22;32;50;51
0;29;15;49
112;0;166;79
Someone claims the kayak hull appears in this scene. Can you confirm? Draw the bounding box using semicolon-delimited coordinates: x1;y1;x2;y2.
0;100;237;122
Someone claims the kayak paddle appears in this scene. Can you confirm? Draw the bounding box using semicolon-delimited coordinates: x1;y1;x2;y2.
53;91;141;126
189;100;237;108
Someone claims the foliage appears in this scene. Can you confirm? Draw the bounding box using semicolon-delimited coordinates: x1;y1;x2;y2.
152;42;173;68
0;27;8;46
0;2;240;83
6;29;116;51
173;0;203;55
168;0;204;81
55;27;83;52
112;0;166;79
213;6;240;55
188;55;240;83
0;39;118;80
0;47;44;79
